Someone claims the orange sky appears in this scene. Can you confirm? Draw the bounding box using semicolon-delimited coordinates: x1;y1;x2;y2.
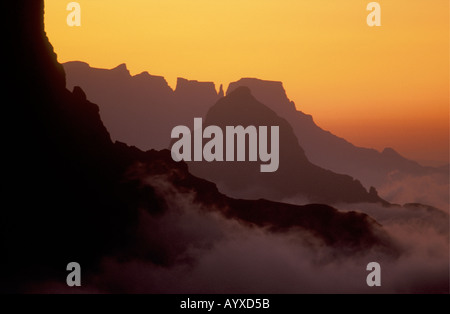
44;0;449;165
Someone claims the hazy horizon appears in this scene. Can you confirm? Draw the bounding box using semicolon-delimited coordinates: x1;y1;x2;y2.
63;59;448;167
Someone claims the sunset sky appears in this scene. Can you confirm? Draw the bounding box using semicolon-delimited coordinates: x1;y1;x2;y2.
44;0;449;165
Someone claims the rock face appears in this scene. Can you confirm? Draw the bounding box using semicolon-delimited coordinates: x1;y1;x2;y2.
227;78;443;189
188;87;384;204
4;0;394;292
64;61;221;150
228;78;297;117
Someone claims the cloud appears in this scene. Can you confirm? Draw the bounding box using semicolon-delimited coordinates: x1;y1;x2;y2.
377;172;449;211
28;173;449;294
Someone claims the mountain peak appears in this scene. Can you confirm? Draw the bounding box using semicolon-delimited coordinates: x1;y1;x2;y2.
135;71;165;80
111;63;130;75
227;78;284;94
382;147;401;157
228;85;252;96
174;77;219;99
64;60;90;68
227;78;296;115
218;84;224;98
175;77;216;89
188;85;382;204
132;71;173;93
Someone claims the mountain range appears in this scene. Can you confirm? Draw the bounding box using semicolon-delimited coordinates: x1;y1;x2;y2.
63;62;447;203
64;61;222;150
3;0;398;292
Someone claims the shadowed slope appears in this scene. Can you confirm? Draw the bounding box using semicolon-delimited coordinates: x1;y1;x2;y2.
188;87;385;204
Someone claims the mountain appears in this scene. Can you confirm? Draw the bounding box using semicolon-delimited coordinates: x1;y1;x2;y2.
64;64;446;193
63;62;389;204
187;87;384;204
63;61;221;150
3;0;394;292
227;78;444;189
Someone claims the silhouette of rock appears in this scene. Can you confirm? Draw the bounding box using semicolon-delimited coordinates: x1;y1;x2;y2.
218;84;224;98
187;87;385;204
64;63;389;204
174;78;219;106
64;65;446;196
64;62;222;150
227;78;444;189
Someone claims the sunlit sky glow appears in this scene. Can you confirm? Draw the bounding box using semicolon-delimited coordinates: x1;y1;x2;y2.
45;0;449;165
